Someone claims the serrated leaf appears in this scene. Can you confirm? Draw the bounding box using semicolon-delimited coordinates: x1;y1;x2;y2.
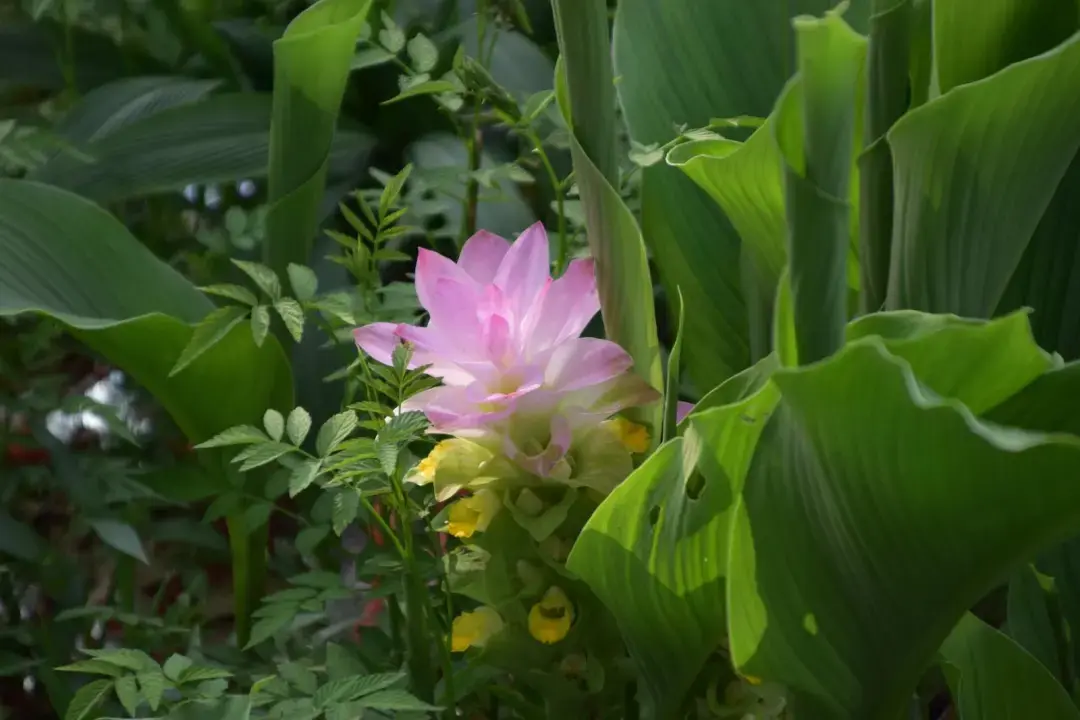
82;649;159;673
273;298;304;342
358;689;439;711
407;34;438;73
91;519;149;564
57;659;127;677
163;654;193;682
232;441;294;472
115;674;140;716
263;409;285;441
278;662;318;696
194;425;269;449
177;665;233;684
371;248;412;262
380;410;428;442
286;264;318;301
250;305;270;347
232;259;281;299
137;671;165;711
332;489;360;536
380;164;412;217
375;442;399;477
316;411;358;457
244;610;293;649
325;644;367;682
64;678;113;720
243;501;274;530
313;672;405;707
285;408;312;447
289;459;323;497
195;678;228;698
200;284;259;306
170;305;249;376
289;570;342;588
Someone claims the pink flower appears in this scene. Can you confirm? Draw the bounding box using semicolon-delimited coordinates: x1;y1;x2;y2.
354;224;659;475
677;401;695;424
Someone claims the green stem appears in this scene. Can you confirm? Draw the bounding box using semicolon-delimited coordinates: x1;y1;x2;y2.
528;128;568;273
226;510;268;649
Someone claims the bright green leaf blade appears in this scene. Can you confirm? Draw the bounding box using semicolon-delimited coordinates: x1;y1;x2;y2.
933;0;1078;93
31;93;373;203
727;338;1080;718
940;613;1080;720
552;56;663;431
885;32;1080;317
614;0;870;388
662;289;685;443
265;0;373;287
567;382;780;716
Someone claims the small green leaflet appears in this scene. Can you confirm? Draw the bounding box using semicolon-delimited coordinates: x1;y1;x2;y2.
232;259;281;299
64;679;113;720
316;411;358;457
170;306;248;376
195;425;269;448
263;409;285;441
286;407;312;445
286;263;318;301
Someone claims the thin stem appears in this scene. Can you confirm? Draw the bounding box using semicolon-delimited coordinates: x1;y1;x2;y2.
527;128;567;273
358;495;406;559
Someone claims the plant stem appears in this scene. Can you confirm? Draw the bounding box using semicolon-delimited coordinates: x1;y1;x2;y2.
527;128;568;273
458;0;488;248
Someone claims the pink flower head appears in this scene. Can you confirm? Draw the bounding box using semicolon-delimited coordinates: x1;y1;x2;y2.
354;223;659;475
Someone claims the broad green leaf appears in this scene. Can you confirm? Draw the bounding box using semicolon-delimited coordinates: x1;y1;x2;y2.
90;519;149;564
137;671;165;711
0;180;293;443
886;31;1080;316
163;655;193;682
552;55;662;432
406;34;437;73
614;0;870;388
933;0;1078;93
31;93;373;203
1007;565;1066;685
64;678;113;720
727;338;1080;717
662;289;684;442
940;613;1080;720
265;0;373;299
567;383;780;716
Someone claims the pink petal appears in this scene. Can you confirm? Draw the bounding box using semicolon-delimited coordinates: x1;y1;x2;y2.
415;248;478;313
392;325;475;385
493;223;551;322
544;338;634;393
676;401;695;424
403;385;515;433
458;230;511;284
353;323;401;366
529;258;599;348
562;372;662;421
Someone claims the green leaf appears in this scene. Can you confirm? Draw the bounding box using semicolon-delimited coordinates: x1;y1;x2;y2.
325;644;367;681
245;609;293;649
163;655;193;682
57;660;127;678
137;671;166;711
1007;565;1066;685
385;79;459;104
313;673;403;707
82;649;159;673
286;264;318;302
171;306;250;376
232;260;281;300
265;0;373;315
233;442;294;472
177;666;233;684
296;526;330;555
886;29;1080;316
196;425;270;449
552;56;662;433
289;459;323;497
201;284;259;306
91;519;149;564
115;674;140;716
273;298;305;342
164;695;252;720
286;407;312;445
263;409;285;441
250;306;271;347
64;678;113;720
357;689;439;711
316;411;358;457
662;289;684;443
31;93;373;204
406;34;438;73
940;613;1080;720
332;489;360;535
0;509;47;562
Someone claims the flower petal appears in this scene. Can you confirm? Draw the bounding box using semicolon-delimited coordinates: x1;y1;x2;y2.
415;247;478;313
353;323;402;366
493;222;551;322
459;230;511;284
403;385;515;433
530;258;599;348
676;401;695;424
544;338;634;393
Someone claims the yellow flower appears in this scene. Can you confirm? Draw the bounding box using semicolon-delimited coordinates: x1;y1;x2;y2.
408;439;497;501
528;586;574;644
414;440;452;483
604;417;650;454
446;489;502;538
450;606;504;652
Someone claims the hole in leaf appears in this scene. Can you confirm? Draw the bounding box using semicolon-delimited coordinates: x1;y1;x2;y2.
685;471;705;500
647;506;661;527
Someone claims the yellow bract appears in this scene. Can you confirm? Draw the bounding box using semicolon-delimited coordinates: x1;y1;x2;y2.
528;586;574;644
450;606;504;652
605;417;650;454
414;440;452;482
446;489;502;538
